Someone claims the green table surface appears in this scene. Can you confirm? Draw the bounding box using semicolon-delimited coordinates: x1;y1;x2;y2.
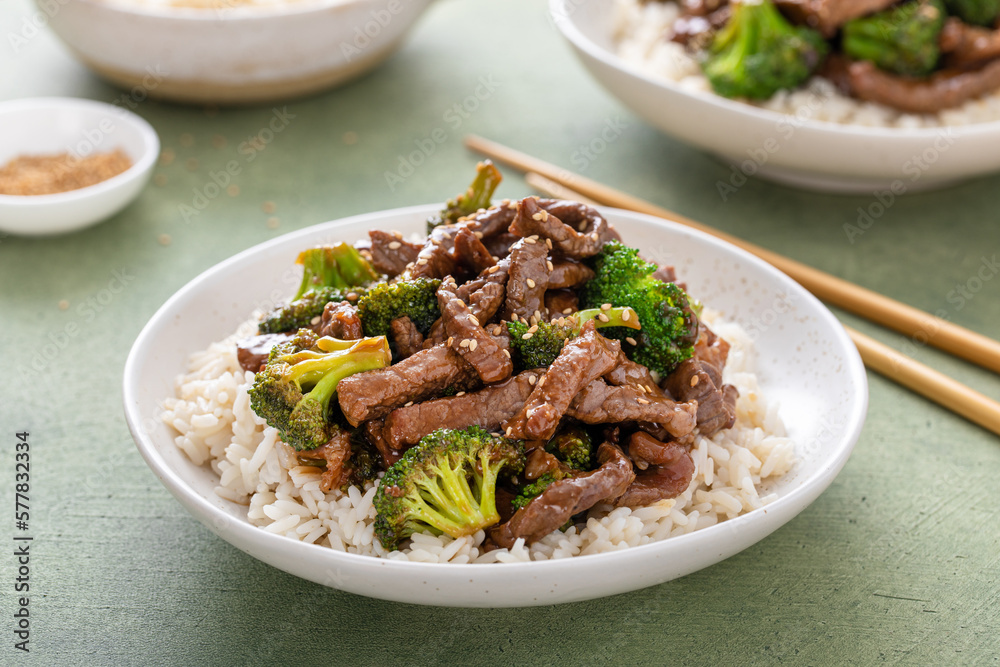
3;0;1000;664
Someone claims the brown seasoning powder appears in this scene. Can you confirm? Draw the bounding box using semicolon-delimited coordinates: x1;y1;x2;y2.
0;149;133;196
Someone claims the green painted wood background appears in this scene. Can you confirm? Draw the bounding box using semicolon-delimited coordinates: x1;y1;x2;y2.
2;0;999;664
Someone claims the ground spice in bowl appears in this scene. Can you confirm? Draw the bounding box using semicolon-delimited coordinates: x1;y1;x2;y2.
0;149;133;196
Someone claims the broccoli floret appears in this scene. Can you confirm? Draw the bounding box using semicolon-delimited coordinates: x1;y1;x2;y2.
293;243;380;300
512;473;560;511
257;287;367;334
248;330;391;451
580;241;699;377
357;277;441;338
702;0;828;100
427;160;503;232
546;425;593;471
505;306;640;370
944;0;1000;26
843;0;945;76
344;429;381;488
373;426;525;550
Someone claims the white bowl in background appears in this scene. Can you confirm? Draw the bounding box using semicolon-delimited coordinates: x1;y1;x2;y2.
45;0;433;105
0;97;158;236
122;204;868;607
550;0;1000;193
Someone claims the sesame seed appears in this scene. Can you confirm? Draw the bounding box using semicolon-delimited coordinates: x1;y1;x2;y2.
310;316;321;325
601;303;612;311
637;398;650;405
508;202;517;210
590;232;600;241
526;278;536;288
511;313;519;322
262;201;276;214
538;377;546;387
347;292;358;300
545;239;553;249
528;325;538;333
528;375;537;385
455;391;466;397
691;375;700;387
529;316;538;326
622;310;631;321
469;339;478;352
460;339;471;348
506;427;513;436
638;385;647;393
488;265;499;274
563;307;574;315
58;299;69;311
404;401;414;407
522;333;533;340
626;336;638;346
447;337;454;346
416;258;428;266
503;349;511;358
267;217;280;229
474;231;484;239
546;260;554;271
532;212;544;221
469;314;480;326
524;237;536;244
388;241;402;250
597;313;610;323
579;221;588;231
157;233;172;246
392;230;403;239
534;310;542;320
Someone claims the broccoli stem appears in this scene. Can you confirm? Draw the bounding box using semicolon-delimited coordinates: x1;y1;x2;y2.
573;306;641;331
288;337;391;414
427;161;503;231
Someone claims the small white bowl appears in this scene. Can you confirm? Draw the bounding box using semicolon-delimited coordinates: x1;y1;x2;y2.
0;97;159;236
45;0;433;105
123;204;867;607
551;0;1000;192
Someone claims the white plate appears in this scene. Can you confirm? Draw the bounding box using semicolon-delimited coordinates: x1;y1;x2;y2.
0;97;159;236
550;0;1000;192
123;204;868;607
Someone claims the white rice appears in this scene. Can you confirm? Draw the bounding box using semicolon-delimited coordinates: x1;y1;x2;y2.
161;312;795;563
612;0;1000;128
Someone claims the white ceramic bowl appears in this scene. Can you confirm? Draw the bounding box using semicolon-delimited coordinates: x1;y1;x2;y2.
550;0;1000;192
45;0;433;105
0;97;158;236
123;204;868;607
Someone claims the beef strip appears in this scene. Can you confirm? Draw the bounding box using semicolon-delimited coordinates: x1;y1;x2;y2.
509;197;616;259
823;54;1000;113
544;289;578;317
364;418;404;468
774;0;897;36
336;343;476;425
669;7;730;49
663;325;738;436
940;18;1000;68
318;301;363;340
456;202;518;239
604;350;663;394
503;237;550;323
383;370;542;449
438;277;513;384
652;265;677;284
389;316;424;360
617;433;695;507
504;321;621;441
368;229;421;278
488;442;634;547
524;447;563;481
483;232;519;261
295;430;352;493
236;333;292;372
453;226;496;275
547;260;595;289
567;380;698;438
423;259;510;349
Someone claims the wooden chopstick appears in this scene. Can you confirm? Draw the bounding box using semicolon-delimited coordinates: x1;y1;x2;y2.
467;135;1000;376
521;170;1000;437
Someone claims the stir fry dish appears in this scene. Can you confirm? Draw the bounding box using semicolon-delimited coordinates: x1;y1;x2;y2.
665;0;1000;113
233;163;743;552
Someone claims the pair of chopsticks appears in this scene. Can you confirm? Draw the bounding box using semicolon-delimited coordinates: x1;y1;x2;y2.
464;135;1000;437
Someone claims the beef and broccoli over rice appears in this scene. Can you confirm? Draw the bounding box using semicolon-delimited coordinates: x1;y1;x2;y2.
615;0;1000;127
161;163;795;563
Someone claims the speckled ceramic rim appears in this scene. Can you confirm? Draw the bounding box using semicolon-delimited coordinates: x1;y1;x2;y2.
79;0;384;20
123;204;868;606
550;0;1000;138
0;97;159;207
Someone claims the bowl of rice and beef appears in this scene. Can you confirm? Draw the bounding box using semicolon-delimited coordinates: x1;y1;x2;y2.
124;166;868;606
552;0;1000;192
